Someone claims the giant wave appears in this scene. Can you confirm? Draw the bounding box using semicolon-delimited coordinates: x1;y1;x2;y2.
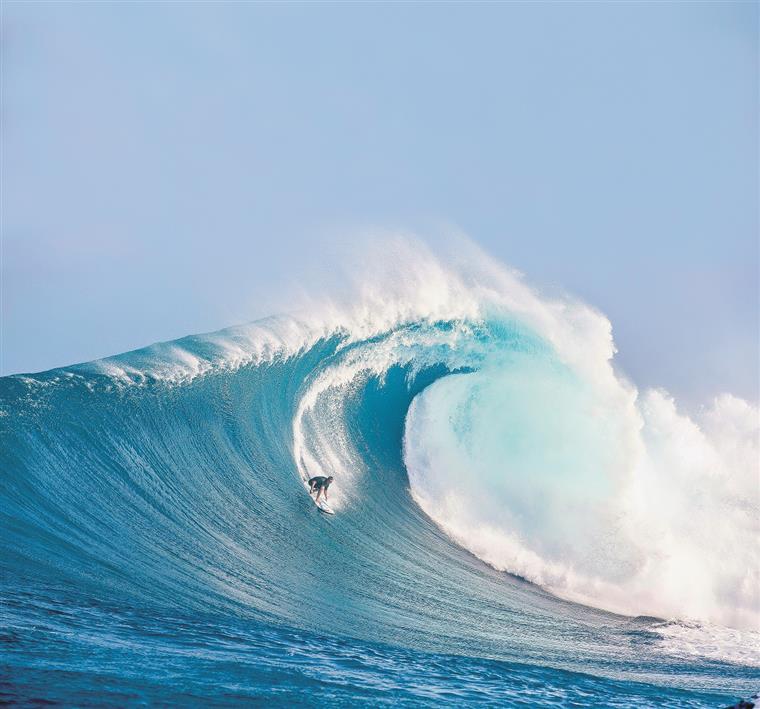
2;235;758;703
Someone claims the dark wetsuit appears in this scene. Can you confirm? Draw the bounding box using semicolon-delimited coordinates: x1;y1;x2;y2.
308;476;331;493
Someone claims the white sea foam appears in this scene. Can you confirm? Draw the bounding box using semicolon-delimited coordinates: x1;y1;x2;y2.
404;381;759;632
654;620;760;668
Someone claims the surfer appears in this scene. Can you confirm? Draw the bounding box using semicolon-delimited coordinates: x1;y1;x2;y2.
308;475;333;505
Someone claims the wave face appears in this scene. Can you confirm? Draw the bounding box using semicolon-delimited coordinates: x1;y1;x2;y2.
2;237;758;704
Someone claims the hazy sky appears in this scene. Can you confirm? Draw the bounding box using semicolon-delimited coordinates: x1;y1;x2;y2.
2;1;757;407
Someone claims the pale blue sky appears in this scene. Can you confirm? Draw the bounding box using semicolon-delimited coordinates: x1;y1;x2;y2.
2;1;757;406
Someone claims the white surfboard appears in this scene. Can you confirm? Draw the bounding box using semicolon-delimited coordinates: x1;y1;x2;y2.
316;499;335;515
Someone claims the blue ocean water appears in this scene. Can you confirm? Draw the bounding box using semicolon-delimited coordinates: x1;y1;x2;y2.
2;260;758;705
0;582;742;707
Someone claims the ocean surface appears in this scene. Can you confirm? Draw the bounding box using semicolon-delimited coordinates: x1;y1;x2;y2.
2;242;758;705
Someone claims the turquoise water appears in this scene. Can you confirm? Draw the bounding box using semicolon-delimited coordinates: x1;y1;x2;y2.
2;309;757;705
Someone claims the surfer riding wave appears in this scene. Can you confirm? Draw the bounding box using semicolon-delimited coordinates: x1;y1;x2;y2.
308;475;334;506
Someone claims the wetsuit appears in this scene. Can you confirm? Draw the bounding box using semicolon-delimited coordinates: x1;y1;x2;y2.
308;476;331;494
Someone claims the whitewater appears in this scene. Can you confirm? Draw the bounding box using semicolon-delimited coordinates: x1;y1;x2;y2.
2;236;758;705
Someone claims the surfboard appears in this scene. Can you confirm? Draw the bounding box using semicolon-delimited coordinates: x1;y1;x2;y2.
316;499;335;515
